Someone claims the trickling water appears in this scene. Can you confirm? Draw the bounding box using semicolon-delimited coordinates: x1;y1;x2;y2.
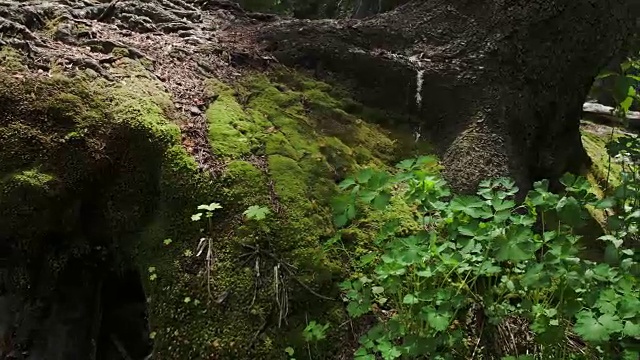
415;69;425;108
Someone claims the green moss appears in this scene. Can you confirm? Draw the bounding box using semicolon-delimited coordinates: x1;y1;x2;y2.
0;47;26;72
581;126;623;191
221;160;270;208
268;155;308;205
205;79;270;158
1;62;434;359
0;168;59;238
579;123;626;258
111;47;130;58
158;69;434;358
72;23;91;35
0;64;211;352
9;169;56;187
43;16;67;38
265;131;298;158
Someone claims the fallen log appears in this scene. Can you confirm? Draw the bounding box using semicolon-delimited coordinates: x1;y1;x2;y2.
582;101;640;128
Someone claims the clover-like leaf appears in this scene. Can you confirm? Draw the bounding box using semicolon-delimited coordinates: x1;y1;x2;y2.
198;202;222;211
574;311;611;342
624;321;640;338
354;348;376;360
244;205;271;221
599;235;624;248
594;197;616;209
372;191;392;210
403;294;419;304
427;311;451;332
396;158;416;170
338;177;357;190
450;195;492;219
376;340;402;360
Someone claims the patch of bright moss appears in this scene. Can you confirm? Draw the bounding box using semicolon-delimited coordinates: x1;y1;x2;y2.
205;79;270;158
221;160;270;209
0;47;27;72
161;69;435;358
579;123;625;254
111;47;130;58
580;126;624;192
9;169;56;187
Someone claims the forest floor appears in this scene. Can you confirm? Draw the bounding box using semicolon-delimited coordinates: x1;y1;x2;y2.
0;0;276;175
1;2;633;359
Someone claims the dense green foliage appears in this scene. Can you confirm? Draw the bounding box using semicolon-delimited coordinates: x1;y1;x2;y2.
297;54;640;360
331;155;640;359
591;58;640;115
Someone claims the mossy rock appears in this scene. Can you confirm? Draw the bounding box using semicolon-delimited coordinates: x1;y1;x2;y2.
0;60;432;359
581;125;623;191
0;66;212;356
160;69;432;359
577;121;629;259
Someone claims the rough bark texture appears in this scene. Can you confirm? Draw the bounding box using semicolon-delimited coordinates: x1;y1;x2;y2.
261;0;638;193
351;0;380;18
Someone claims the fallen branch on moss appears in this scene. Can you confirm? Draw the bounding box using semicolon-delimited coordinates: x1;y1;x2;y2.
240;243;335;302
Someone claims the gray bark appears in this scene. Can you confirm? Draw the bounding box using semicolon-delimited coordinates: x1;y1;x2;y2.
351;0;379;18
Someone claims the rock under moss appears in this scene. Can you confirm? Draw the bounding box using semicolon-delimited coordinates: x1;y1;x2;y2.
153;69;432;359
0;60;432;359
577;121;629;259
0;47;27;72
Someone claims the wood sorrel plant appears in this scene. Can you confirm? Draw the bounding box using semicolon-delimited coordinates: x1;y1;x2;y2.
332;156;640;359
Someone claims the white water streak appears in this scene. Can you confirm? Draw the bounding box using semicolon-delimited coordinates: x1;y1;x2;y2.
415;69;425;108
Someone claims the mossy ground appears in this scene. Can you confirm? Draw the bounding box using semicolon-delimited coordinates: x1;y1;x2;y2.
578;121;628;258
153;68;432;359
0;54;431;359
581;125;623;191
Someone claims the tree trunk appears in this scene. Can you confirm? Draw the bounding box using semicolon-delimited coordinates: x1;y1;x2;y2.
261;0;638;193
352;0;380;18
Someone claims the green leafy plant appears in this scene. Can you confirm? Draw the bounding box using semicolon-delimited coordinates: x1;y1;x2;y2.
191;202;222;222
300;320;330;360
595;59;640;117
331;157;640;359
192;202;223;300
244;205;272;221
285;346;296;360
605;135;640;242
303;321;330;342
148;266;157;281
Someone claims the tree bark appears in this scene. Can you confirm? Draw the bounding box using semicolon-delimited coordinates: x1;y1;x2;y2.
261;0;638;193
352;0;380;18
